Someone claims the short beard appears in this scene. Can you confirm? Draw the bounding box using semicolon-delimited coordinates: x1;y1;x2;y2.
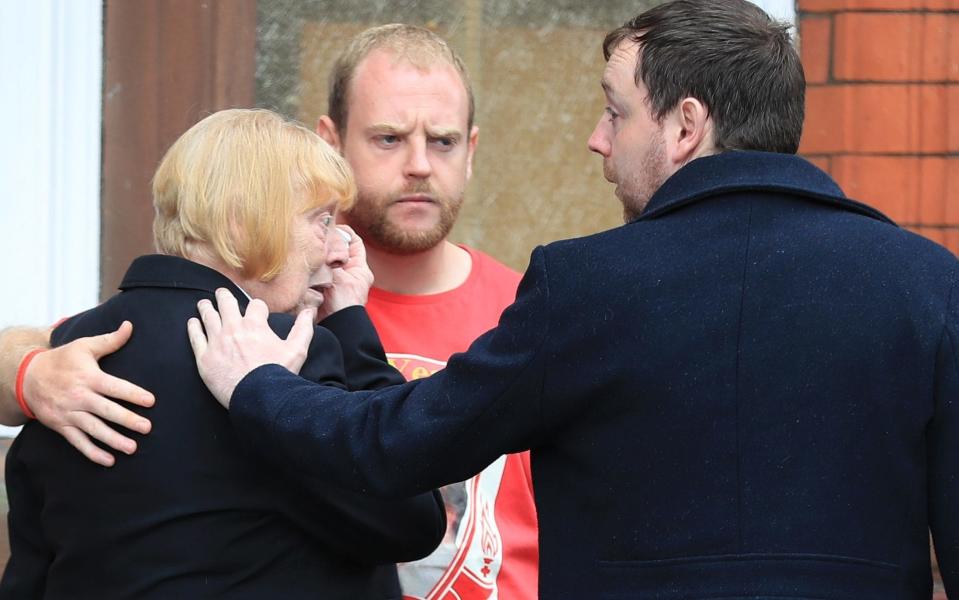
344;185;464;255
619;130;668;223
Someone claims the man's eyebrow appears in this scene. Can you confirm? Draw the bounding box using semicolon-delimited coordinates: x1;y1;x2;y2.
601;79;617;99
367;122;410;135
425;126;463;139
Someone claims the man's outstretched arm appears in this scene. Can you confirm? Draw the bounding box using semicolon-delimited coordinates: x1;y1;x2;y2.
0;322;155;466
0;326;51;425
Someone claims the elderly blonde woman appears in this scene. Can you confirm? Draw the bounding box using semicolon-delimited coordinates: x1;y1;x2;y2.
0;109;444;599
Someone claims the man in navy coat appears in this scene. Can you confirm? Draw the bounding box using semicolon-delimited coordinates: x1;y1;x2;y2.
191;1;959;597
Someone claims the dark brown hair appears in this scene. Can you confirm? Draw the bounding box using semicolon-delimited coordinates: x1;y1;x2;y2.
604;0;805;154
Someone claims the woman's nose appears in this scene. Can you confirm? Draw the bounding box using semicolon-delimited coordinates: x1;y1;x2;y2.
325;226;350;269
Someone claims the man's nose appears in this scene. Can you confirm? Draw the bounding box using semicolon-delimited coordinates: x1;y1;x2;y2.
404;139;432;179
587;119;610;157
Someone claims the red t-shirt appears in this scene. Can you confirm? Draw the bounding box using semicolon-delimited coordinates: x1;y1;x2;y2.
365;245;539;600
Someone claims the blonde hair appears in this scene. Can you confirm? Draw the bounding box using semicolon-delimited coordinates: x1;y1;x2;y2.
328;24;475;133
152;108;355;280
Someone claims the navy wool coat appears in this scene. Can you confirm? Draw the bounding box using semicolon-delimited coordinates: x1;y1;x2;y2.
231;152;959;599
1;255;445;599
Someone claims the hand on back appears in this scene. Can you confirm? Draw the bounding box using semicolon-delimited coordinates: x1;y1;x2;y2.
23;321;154;467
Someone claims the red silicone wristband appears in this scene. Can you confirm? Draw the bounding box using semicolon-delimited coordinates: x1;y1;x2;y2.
15;348;45;420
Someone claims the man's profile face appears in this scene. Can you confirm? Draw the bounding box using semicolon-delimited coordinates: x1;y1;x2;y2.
338;49;478;254
587;41;670;222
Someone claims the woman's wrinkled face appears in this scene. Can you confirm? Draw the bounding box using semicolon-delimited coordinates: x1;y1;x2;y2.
243;200;349;315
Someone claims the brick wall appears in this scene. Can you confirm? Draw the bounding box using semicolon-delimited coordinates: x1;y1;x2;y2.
799;0;959;257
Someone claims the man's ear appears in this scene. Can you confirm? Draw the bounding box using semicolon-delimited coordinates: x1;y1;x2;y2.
465;125;479;180
663;97;714;167
316;115;341;151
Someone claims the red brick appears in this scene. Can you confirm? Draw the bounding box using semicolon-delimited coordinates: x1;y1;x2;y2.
949;86;959;151
949;16;959;82
835;14;918;82
801;16;832;84
801;0;959;10
917;85;953;154
917;157;947;224
801;84;954;154
920;14;954;82
832;156;919;222
834;14;958;83
801;86;847;153
942;158;959;224
854;85;912;153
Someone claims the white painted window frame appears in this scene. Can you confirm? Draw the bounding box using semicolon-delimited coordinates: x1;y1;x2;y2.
0;0;102;330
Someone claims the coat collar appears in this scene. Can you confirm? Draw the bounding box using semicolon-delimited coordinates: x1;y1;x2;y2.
118;254;249;303
636;150;895;225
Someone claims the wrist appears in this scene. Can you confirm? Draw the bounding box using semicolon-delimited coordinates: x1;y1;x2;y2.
15;348;46;420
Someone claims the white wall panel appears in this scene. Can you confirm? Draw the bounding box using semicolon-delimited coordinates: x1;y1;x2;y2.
0;1;102;329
